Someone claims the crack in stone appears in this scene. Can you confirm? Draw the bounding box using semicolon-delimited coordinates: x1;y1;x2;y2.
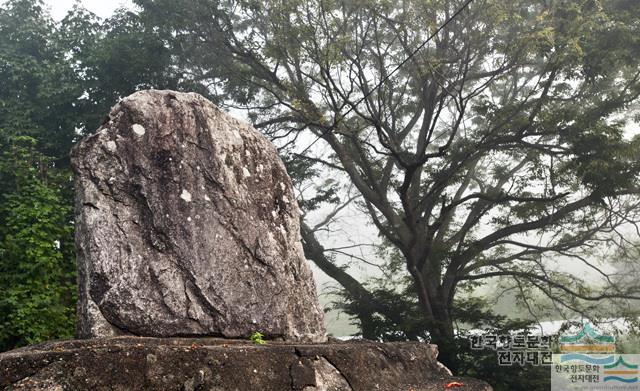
318;355;355;391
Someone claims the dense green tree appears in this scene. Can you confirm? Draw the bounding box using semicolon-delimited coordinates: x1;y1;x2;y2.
0;0;85;164
0;137;76;351
136;0;640;370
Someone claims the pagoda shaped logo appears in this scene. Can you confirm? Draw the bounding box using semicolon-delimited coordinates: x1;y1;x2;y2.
559;323;615;353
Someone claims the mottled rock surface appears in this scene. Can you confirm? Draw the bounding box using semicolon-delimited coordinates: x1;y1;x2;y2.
0;337;493;391
71;90;325;341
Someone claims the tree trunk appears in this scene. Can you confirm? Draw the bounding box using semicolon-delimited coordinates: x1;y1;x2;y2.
410;266;459;372
299;221;380;339
300;221;460;369
429;302;459;373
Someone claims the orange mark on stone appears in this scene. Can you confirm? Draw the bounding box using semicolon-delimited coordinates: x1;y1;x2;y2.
445;381;464;388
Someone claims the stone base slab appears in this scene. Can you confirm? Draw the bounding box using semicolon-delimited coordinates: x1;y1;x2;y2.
0;337;492;390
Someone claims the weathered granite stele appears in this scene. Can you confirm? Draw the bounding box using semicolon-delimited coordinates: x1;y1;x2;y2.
71;90;325;342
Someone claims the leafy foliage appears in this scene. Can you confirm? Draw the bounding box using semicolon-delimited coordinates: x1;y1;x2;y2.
250;331;266;345
0;0;84;164
0;137;76;351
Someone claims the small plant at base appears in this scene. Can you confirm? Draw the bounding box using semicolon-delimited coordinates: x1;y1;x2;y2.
250;331;266;345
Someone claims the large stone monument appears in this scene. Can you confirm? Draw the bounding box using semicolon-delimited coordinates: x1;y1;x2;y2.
0;90;493;391
70;90;325;342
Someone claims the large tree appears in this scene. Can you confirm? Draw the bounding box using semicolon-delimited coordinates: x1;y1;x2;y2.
135;0;640;367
